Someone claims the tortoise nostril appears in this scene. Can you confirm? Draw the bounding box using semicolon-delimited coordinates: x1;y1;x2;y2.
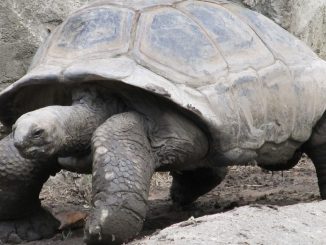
14;140;23;150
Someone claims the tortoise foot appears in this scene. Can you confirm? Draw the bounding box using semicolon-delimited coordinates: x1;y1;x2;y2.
170;177;199;206
0;208;59;244
170;167;227;206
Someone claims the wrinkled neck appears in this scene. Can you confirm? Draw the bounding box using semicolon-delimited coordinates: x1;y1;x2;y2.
53;92;124;156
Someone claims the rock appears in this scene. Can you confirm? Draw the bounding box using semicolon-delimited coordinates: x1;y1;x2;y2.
242;0;326;59
0;0;90;89
132;201;326;244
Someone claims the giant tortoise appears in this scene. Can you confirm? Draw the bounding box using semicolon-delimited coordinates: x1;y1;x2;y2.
0;0;325;244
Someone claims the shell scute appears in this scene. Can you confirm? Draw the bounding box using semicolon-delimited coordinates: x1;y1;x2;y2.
48;6;135;59
134;7;227;87
225;4;318;65
179;1;275;71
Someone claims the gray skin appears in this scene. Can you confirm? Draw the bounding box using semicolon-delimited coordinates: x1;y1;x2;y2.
303;114;326;198
13;86;227;244
0;134;60;243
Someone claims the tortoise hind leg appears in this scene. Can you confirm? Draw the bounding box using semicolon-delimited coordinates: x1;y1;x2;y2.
304;113;326;199
0;135;60;243
170;166;227;206
306;144;326;199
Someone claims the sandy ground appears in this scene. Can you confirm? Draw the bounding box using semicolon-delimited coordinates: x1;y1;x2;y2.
17;156;322;245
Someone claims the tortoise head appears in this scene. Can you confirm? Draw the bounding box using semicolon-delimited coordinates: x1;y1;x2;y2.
12;108;65;159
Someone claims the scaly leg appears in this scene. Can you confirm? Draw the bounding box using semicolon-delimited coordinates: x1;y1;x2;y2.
85;107;214;244
0;134;60;243
306;144;326;199
304;113;326;199
84;112;156;245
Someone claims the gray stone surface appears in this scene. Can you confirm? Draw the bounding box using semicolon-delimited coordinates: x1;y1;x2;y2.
242;0;326;59
0;0;90;90
133;201;326;245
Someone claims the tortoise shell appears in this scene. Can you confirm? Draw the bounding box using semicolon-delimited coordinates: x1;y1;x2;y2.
0;0;325;164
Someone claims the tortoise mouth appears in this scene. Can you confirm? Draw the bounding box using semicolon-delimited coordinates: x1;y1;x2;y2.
15;143;55;160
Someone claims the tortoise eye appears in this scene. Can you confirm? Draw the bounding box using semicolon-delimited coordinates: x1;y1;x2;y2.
32;129;44;138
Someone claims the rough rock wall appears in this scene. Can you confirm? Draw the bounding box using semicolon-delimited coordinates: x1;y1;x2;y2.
242;0;326;59
0;0;90;91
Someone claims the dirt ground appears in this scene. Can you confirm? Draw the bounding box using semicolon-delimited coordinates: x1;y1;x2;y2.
20;156;320;245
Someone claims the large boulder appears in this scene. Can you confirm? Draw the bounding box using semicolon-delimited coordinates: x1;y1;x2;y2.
0;0;90;91
133;201;326;244
242;0;326;59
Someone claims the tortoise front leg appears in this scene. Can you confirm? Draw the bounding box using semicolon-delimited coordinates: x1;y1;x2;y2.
0;134;60;243
84;112;156;245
